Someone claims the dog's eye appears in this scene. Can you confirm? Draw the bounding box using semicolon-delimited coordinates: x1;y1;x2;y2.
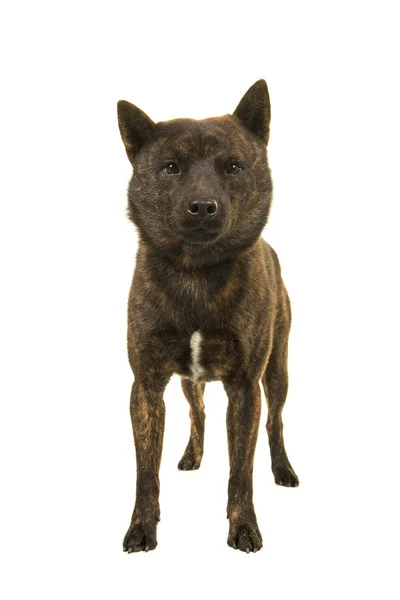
226;163;242;175
163;162;180;175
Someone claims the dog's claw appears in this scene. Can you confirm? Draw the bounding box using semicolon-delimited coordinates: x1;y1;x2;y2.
273;463;299;487
123;520;158;554
178;452;201;471
228;521;263;553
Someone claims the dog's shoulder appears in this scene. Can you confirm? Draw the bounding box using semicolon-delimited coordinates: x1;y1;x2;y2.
261;238;281;279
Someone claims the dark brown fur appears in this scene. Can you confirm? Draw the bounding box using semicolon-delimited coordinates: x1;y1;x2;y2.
117;80;299;554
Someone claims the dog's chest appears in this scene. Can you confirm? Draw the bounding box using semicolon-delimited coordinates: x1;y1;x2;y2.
151;259;239;327
178;329;238;382
189;331;204;379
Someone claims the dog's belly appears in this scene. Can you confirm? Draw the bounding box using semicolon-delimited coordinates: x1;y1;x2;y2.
176;330;234;382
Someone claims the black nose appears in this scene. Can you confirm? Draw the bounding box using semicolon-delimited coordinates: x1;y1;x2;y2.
187;199;219;221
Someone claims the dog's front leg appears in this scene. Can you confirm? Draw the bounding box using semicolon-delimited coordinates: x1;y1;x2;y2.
224;378;263;553
123;377;166;553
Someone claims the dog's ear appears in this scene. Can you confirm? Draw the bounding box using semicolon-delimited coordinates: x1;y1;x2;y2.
117;100;156;164
233;79;271;144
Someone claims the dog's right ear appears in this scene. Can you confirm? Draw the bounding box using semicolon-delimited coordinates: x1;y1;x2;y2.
117;101;156;165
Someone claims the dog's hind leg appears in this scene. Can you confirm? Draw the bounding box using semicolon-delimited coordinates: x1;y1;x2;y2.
262;293;299;487
178;378;206;470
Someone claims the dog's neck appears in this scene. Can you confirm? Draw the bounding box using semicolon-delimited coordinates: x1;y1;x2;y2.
137;231;262;272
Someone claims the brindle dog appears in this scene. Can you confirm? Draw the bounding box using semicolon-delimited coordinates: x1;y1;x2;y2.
117;80;299;554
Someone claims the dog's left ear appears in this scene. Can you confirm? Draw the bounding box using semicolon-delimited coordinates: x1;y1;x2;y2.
233;79;271;144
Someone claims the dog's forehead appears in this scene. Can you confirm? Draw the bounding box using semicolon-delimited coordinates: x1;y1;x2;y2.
153;116;255;158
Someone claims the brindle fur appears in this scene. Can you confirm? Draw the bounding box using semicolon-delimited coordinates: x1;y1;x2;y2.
117;80;299;554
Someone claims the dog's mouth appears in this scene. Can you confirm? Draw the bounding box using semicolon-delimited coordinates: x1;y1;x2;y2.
178;225;223;245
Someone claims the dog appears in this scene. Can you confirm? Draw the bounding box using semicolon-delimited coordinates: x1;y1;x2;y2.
117;79;299;554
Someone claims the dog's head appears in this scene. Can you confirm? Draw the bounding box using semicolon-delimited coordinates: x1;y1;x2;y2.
117;80;273;264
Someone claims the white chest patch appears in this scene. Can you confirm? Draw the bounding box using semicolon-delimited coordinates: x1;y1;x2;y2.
189;331;204;379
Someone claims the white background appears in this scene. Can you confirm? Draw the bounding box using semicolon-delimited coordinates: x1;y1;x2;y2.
1;1;399;598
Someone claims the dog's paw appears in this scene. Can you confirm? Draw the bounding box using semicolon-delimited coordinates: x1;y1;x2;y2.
228;521;263;553
123;520;158;553
178;451;201;471
273;463;299;487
